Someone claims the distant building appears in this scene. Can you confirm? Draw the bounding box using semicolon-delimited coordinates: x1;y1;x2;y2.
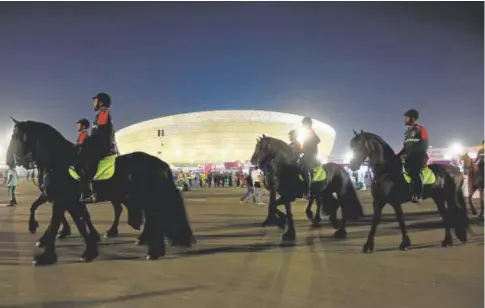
115;110;336;165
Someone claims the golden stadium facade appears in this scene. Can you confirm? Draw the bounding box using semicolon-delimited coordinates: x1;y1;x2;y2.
115;110;336;165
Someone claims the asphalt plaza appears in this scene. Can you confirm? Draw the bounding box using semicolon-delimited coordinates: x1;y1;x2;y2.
0;182;482;308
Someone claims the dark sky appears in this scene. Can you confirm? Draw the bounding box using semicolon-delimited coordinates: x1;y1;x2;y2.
0;2;483;155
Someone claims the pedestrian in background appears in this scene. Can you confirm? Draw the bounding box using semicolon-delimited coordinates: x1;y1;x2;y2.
5;166;18;206
251;167;265;206
240;171;254;203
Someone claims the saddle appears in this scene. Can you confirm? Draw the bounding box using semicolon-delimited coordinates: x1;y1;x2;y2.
69;155;117;182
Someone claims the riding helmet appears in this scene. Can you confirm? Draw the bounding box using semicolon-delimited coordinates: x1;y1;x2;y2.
302;117;313;126
403;109;419;120
77;118;90;129
93;93;112;108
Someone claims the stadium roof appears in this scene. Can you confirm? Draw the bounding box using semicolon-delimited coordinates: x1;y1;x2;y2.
115;110;336;165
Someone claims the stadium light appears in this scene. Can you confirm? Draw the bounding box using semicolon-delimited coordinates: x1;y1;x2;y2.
343;151;354;163
449;142;464;156
297;129;309;144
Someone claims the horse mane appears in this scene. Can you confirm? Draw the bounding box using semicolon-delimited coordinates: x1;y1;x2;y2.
20;120;76;165
24;121;70;141
260;135;297;165
264;136;295;155
361;131;396;158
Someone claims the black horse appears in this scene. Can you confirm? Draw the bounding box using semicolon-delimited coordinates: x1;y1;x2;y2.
6;119;195;265
260;157;363;238
349;130;468;252
250;135;363;241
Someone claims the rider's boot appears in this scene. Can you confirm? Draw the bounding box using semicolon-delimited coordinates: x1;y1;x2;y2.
302;171;312;199
411;175;423;203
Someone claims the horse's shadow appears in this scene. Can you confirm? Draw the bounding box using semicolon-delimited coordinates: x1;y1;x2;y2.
0;286;206;308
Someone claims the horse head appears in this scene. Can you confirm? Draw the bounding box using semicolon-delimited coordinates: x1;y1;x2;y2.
349;129;396;171
6;119;76;169
250;134;271;167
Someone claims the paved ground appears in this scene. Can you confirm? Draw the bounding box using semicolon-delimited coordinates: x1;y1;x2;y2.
0;182;483;308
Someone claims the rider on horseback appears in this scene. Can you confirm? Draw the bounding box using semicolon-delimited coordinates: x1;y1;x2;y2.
75;118;90;147
78;93;116;203
288;129;302;154
300;117;320;199
397;109;429;203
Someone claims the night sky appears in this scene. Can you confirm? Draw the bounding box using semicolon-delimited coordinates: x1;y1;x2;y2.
0;2;483;155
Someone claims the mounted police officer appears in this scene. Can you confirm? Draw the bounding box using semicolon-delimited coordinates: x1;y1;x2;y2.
300;117;321;199
397;109;429;203
75;118;90;147
78;92;116;203
288;129;302;155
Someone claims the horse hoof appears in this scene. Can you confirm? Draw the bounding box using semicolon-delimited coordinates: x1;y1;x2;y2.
281;232;296;242
261;218;275;227
305;209;314;220
362;242;374;253
333;230;347;239
441;239;453;247
135;238;147;246
33;253;58;266
81;248;99;262
146;254;159;260
104;229;119;238
90;232;101;243
35;241;45;248
57;232;71;240
29;221;39;234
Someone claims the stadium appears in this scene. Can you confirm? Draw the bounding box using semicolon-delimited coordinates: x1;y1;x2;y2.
115;110;336;166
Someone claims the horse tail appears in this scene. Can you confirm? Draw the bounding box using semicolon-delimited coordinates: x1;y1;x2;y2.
444;171;469;240
157;171;196;247
326;163;363;220
339;177;364;220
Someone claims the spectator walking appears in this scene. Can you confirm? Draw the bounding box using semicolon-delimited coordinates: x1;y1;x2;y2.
251;167;265;206
5;166;18;206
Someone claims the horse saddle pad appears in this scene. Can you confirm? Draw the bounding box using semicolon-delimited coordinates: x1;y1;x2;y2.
69;155;117;181
403;167;436;185
299;165;327;183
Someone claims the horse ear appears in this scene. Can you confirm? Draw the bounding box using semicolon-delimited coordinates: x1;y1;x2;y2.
10;117;18;124
262;134;266;138
360;129;364;134
352;129;358;136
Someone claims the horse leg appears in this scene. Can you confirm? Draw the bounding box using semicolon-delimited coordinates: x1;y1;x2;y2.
57;214;72;239
36;225;50;248
333;218;347;239
262;188;278;227
33;202;64;266
311;197;322;226
79;203;101;243
136;214;149;246
468;186;478;216
363;200;385;253
432;195;453;247
273;197;287;230
305;195;315;221
281;202;296;242
145;209;162;260
391;203;411;251
29;194;47;234
105;201;123;238
479;189;484;219
66;204;99;262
